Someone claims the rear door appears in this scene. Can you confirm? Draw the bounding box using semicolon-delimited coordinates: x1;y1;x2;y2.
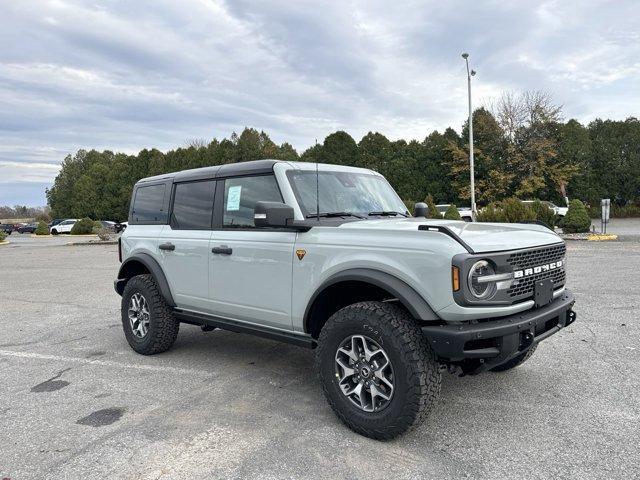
209;175;296;330
157;180;216;312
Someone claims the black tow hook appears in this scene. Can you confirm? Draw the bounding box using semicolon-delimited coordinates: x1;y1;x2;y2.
521;331;535;349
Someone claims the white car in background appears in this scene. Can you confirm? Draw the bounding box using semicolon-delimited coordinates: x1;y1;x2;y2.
50;219;77;234
522;200;568;217
435;204;474;222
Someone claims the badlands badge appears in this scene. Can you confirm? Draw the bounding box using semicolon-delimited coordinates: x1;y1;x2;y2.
296;249;306;260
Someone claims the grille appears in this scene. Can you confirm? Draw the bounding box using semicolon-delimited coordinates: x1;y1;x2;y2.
506;244;566;299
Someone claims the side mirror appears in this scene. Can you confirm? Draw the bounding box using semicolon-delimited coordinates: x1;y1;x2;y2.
254;201;294;228
413;202;428;218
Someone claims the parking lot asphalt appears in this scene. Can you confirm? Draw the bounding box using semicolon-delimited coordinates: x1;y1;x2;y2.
1;239;639;479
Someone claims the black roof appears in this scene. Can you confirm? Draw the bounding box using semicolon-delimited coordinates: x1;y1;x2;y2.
137;159;280;185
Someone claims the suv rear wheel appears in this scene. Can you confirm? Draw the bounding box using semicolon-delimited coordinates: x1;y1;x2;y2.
121;274;179;355
316;301;441;440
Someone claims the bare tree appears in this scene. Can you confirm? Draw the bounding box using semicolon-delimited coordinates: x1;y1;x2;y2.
186;138;208;149
490;91;528;139
490;90;563;138
523;90;563;125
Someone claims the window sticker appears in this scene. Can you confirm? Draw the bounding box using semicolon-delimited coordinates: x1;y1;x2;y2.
226;185;242;211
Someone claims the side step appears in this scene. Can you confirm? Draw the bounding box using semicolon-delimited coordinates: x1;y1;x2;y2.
174;309;316;349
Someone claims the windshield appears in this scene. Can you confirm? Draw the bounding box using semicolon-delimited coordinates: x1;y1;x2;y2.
286;170;408;217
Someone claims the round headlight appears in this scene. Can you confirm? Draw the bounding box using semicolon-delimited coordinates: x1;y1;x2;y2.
467;260;497;299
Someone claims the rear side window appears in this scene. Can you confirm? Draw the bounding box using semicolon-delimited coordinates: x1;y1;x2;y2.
223;175;282;227
132;184;167;223
170;180;216;230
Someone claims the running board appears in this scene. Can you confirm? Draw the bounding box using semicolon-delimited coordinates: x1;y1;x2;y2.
174;309;316;349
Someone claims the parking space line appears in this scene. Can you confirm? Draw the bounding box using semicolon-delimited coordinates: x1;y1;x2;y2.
0;349;215;377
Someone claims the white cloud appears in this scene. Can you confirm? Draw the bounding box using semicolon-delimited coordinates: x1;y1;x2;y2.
0;0;638;204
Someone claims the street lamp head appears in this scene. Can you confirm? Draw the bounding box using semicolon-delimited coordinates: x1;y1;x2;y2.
461;52;469;59
471;69;476;76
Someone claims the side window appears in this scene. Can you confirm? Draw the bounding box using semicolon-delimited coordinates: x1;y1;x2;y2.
223;175;282;227
170;180;216;230
132;184;167;223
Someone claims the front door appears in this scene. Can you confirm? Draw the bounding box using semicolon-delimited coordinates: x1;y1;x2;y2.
157;179;216;312
209;175;296;330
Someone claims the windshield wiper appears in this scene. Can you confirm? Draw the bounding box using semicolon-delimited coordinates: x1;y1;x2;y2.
306;211;365;219
368;210;409;217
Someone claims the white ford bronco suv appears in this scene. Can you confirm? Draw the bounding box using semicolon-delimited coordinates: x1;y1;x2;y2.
115;159;576;439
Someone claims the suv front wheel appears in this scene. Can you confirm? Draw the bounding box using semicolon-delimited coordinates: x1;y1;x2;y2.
316;301;441;440
121;274;179;355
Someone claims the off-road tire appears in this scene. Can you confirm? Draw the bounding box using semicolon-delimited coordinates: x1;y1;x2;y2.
316;301;441;440
121;274;179;355
490;344;538;372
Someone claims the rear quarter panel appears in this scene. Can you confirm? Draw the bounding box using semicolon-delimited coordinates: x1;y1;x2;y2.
119;225;164;264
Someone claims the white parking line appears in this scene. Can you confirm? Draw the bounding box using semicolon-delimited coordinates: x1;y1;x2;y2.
0;349;215;377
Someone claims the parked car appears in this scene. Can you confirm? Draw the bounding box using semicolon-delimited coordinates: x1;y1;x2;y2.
522;200;568;217
114;221;128;233
100;221;117;232
0;224;13;235
50;219;77;234
435;204;473;222
114;159;575;440
18;223;38;234
12;223;27;232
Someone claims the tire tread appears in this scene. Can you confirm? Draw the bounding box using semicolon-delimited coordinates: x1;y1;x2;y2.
316;301;441;440
121;274;179;355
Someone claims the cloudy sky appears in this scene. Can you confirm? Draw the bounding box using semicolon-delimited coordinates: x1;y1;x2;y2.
1;0;639;206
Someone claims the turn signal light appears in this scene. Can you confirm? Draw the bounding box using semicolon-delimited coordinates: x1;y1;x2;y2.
452;266;460;291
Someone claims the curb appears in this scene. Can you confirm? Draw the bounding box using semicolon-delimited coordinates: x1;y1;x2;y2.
39;234;98;238
30;234;53;238
559;234;589;241
587;234;618;241
66;240;118;246
560;233;619;241
0;240;9;246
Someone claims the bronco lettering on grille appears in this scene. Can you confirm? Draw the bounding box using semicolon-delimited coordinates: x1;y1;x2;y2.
513;260;563;279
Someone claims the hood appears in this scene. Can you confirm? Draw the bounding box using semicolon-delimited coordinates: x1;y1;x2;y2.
338;218;562;253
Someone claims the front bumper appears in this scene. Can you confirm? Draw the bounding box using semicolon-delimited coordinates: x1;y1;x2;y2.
421;290;576;374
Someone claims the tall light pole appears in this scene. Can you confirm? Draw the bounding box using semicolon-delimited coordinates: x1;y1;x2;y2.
461;53;477;218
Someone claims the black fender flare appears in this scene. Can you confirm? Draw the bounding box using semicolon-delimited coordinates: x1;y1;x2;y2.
303;268;439;332
115;253;176;307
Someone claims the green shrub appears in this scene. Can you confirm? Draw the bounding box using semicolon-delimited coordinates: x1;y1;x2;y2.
476;202;503;222
70;217;95;235
443;204;461;220
562;200;591;233
402;199;416;215
531;200;556;229
424;194;440;218
500;198;536;223
588;203;640;219
0;231;6;242
477;198;536;224
92;221;103;234
35;221;49;235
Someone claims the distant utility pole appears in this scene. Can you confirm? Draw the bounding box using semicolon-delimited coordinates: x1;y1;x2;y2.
461;52;477;218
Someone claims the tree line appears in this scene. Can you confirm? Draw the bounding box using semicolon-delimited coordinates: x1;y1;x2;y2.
46;91;640;221
0;205;49;221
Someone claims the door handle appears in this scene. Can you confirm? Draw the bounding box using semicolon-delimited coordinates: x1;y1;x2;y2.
159;242;175;251
211;246;233;255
